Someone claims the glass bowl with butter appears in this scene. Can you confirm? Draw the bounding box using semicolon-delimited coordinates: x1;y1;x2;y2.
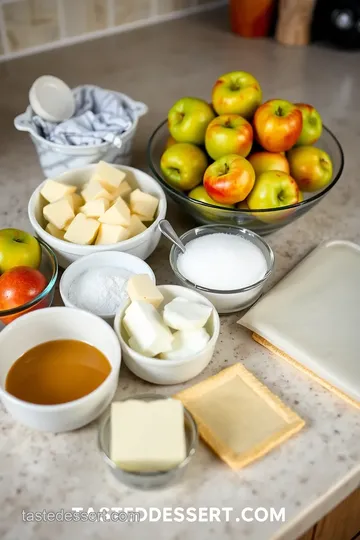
98;394;198;490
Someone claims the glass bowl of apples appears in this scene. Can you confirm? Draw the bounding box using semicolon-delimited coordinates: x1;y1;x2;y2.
0;232;58;326
147;119;344;236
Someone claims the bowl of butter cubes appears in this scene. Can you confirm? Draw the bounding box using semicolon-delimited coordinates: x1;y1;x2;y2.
28;161;167;268
114;276;220;385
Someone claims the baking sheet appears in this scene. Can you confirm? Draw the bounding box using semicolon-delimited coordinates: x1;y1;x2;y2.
239;240;360;404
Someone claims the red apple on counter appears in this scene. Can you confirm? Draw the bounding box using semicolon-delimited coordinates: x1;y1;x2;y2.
287;146;333;192
212;71;262;119
168;97;215;145
0;266;47;311
0;229;41;274
253;99;303;152
248;151;290;176
160;143;208;191
205;114;253;160
203;154;255;204
295;103;322;146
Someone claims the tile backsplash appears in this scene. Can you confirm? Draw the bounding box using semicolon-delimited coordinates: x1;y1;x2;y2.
0;0;224;60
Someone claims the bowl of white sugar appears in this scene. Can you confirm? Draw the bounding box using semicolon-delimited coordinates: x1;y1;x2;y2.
169;225;274;314
60;251;155;324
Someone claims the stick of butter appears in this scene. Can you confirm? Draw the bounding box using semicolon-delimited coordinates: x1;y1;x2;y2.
127;274;163;308
110;399;187;472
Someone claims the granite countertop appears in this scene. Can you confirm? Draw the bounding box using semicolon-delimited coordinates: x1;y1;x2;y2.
1;8;360;540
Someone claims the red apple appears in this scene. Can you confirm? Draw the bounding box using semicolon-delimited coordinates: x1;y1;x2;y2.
295;103;322;146
203;154;255;204
0;266;47;311
205;114;253;160
212;71;262;119
253;99;303;152
287;146;333;192
248;151;290;176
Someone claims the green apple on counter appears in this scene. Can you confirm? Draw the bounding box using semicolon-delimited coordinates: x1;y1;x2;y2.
188;186;234;208
0;229;41;274
287;146;333;192
295;103;322;146
168;97;215;145
212;71;262;119
203;154;255;205
160;143;208;191
205;114;253;160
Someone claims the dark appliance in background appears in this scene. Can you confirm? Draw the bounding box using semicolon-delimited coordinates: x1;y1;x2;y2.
312;0;360;48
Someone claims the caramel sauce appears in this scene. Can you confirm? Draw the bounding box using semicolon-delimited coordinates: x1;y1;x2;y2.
5;340;111;405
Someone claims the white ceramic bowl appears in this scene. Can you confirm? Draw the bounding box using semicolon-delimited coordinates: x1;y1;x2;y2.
60;251;156;324
169;225;275;314
114;284;220;385
28;164;167;268
0;307;121;432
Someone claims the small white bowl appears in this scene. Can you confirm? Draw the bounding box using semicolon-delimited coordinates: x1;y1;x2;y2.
114;284;220;385
0;307;121;432
169;225;275;314
60;251;156;324
28;164;167;268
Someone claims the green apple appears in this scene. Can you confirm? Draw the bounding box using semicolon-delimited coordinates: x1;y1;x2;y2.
211;71;262;119
168;97;215;145
0;229;41;274
205;114;253;160
247;171;301;210
287;146;332;192
188;186;234;208
160;143;208;191
295;103;322;146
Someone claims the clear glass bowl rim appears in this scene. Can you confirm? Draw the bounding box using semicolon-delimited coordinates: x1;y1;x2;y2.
98;393;198;478
170;224;274;295
0;238;58;317
147;120;344;213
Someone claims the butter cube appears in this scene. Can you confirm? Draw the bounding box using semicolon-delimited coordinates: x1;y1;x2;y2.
130;189;159;221
95;223;130;245
81;180;113;202
71;193;84;212
45;222;64;240
64;213;100;245
99;197;130;227
123;300;173;357
114;180;132;200
40;179;76;203
91;161;126;192
127;214;147;238
80;198;110;218
127;274;163;308
133;213;153;223
43;198;75;230
110;399;187;472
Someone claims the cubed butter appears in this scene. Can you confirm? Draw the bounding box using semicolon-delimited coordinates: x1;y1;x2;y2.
123;300;173;357
127;274;163;308
113;180;132;200
99;197;130;227
133;213;153;223
64;213;100;245
43;198;75;230
71;193;84;212
90;161;126;192
81;180;113;202
127;214;147;239
130;189;159;221
110;399;187;472
163;298;212;330
45;222;64;240
80;198;109;218
95;223;129;245
40;179;76;203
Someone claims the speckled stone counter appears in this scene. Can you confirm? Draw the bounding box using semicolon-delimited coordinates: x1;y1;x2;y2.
1;9;360;540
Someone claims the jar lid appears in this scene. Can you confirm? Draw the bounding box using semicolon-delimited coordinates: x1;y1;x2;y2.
29;75;75;122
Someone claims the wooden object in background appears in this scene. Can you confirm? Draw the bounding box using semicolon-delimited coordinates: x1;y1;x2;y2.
230;0;275;38
275;0;315;46
298;488;360;540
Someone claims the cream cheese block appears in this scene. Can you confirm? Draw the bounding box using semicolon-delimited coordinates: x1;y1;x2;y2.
163;298;212;330
110;399;187;472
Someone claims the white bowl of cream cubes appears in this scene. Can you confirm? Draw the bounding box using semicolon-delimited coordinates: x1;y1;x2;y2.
114;275;220;385
28;161;167;268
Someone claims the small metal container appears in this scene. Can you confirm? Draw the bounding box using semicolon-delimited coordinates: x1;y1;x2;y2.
98;394;198;490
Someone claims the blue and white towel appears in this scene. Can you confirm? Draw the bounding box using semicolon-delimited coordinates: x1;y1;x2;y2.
31;85;146;147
